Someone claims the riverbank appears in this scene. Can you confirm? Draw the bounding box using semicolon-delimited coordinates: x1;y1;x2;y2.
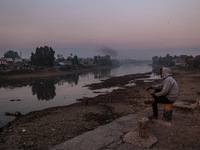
0;66;113;86
0;66;200;150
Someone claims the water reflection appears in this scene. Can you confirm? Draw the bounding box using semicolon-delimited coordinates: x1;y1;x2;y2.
31;74;81;100
32;79;56;100
93;69;111;79
1;64;152;102
55;74;79;86
30;70;112;101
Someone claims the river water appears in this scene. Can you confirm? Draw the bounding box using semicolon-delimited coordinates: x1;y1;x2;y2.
0;63;152;127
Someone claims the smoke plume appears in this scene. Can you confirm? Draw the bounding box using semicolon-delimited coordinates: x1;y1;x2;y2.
98;46;118;57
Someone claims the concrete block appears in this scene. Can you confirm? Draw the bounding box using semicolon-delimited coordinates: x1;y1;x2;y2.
123;130;157;149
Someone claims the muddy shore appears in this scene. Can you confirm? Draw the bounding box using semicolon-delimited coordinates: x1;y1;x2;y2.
0;66;200;150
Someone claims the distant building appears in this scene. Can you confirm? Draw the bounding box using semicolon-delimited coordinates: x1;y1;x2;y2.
174;59;186;66
54;60;72;69
0;58;7;65
4;58;14;64
14;58;23;64
172;55;187;66
105;55;111;60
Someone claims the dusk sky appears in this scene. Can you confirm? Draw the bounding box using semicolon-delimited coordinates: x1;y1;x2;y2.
0;0;199;59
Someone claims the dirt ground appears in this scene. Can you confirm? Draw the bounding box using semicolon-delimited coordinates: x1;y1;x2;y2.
0;66;200;150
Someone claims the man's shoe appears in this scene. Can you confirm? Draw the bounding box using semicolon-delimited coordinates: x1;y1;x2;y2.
144;98;155;104
162;117;172;122
148;115;158;120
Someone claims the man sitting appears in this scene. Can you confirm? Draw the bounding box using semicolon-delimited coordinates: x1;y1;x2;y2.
146;67;179;120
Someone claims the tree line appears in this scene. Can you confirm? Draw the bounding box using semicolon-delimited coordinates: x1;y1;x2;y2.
185;55;200;68
3;46;80;67
2;46;115;67
152;54;200;69
152;54;175;67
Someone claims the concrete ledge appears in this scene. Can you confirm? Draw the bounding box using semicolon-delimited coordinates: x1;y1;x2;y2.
174;102;197;110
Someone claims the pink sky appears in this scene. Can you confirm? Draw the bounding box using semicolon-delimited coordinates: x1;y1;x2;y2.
0;0;199;59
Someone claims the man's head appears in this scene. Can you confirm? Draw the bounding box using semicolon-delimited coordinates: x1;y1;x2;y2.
160;67;172;79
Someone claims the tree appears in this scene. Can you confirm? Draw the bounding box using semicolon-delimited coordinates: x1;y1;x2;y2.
185;55;200;68
185;56;194;68
194;55;200;68
57;54;65;62
152;56;159;64
4;50;20;60
100;55;112;66
152;54;174;66
31;46;55;66
67;56;72;61
72;55;79;65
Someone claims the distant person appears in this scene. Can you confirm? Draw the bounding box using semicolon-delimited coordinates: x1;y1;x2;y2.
146;67;178;119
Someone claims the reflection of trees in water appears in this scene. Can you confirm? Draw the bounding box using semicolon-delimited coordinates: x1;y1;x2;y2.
32;79;56;101
93;69;111;79
55;74;79;86
32;74;80;100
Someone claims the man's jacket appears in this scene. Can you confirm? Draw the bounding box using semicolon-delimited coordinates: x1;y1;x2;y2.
152;67;179;102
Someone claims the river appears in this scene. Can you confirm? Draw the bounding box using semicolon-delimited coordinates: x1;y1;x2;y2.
0;63;152;127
